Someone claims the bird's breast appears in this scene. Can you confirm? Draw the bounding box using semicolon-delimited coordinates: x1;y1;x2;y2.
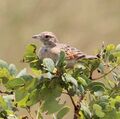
39;47;60;61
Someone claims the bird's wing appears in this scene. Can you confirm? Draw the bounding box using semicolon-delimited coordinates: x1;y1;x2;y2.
60;44;97;60
59;44;86;60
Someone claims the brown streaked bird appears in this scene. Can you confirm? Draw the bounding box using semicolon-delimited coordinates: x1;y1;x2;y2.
32;32;97;67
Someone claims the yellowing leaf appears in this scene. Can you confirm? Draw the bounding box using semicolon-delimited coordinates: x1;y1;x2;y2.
106;44;115;51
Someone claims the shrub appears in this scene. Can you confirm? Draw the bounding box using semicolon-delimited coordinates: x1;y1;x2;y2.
0;43;120;119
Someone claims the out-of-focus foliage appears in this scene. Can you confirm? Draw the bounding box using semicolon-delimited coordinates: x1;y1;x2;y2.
0;43;120;119
0;0;120;67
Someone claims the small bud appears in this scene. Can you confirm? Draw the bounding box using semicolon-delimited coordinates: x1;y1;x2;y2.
52;68;57;74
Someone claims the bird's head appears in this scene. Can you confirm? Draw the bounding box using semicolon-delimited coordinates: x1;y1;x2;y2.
32;32;58;47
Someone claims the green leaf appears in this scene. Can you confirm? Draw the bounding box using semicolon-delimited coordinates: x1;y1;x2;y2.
8;64;17;75
15;87;28;101
6;78;25;89
95;110;105;118
0;68;11;78
23;44;38;62
88;82;106;92
93;104;102;110
81;101;92;118
79;111;85;119
26;89;40;106
94;91;103;97
40;86;63;114
6;114;18;119
41;72;53;79
93;104;105;118
0;96;8;110
106;44;115;51
0;68;12;84
77;77;87;86
117;57;120;64
24;77;37;91
17;94;29;107
98;63;105;74
112;51;120;57
90;59;100;71
0;59;8;69
29;59;42;70
102;110;120;119
43;58;55;72
116;44;120;51
3;95;14;109
15;77;36;101
78;85;85;94
25;44;36;54
31;68;41;76
57;51;66;67
63;73;78;87
16;68;27;78
110;96;120;109
41;99;64;114
56;106;70;119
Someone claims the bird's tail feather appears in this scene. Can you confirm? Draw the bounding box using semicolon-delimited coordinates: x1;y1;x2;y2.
85;55;98;59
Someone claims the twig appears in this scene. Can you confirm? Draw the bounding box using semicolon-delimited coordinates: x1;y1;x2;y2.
0;90;13;95
65;89;80;119
36;102;42;119
92;63;120;80
26;107;34;119
69;93;76;109
63;90;76;109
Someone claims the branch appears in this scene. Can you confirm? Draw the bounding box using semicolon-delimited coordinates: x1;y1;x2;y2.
26;107;34;119
92;63;120;80
65;90;80;119
63;90;76;109
36;102;42;119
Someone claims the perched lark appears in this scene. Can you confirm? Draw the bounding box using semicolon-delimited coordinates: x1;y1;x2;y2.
32;32;97;67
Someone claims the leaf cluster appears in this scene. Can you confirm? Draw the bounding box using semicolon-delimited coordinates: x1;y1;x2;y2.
0;44;120;119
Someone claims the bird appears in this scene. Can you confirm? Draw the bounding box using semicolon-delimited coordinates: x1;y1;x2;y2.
32;32;98;67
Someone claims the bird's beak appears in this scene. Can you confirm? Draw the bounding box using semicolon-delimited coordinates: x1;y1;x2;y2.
32;35;39;39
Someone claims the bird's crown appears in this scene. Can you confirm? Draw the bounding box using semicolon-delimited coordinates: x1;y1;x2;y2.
32;31;58;47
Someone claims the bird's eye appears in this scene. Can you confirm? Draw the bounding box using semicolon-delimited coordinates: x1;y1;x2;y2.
45;35;50;38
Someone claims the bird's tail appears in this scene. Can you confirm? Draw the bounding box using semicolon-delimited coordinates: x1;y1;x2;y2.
85;55;98;59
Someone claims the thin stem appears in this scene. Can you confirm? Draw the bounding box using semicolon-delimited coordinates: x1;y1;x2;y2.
26;107;34;119
69;94;76;109
109;89;116;98
65;89;80;119
92;63;120;80
109;84;120;98
36;107;40;119
63;90;76;109
36;102;42;119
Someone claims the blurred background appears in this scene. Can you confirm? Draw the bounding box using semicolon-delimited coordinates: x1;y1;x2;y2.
0;0;120;118
0;0;120;68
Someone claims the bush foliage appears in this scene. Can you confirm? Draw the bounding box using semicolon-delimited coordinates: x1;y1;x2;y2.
0;43;120;119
